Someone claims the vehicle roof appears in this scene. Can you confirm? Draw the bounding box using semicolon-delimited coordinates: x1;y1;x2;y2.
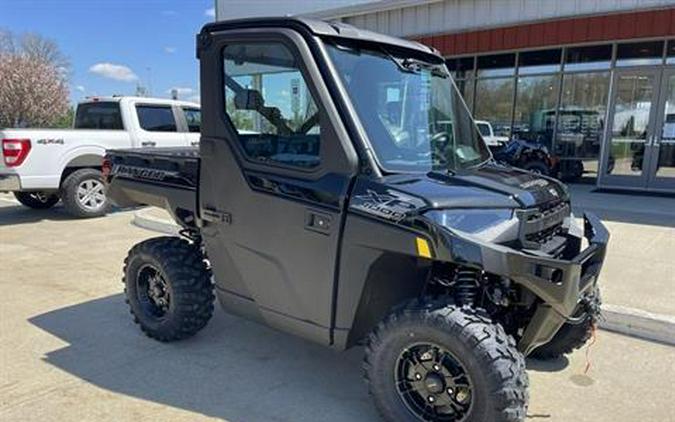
80;96;200;108
201;17;441;60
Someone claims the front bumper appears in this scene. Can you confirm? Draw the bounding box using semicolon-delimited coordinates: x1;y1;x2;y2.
0;174;21;191
437;212;609;355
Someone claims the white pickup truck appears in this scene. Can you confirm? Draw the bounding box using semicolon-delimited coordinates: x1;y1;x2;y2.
475;120;509;147
0;96;200;217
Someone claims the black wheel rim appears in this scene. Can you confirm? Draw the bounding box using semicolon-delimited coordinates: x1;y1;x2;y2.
136;264;171;320
395;343;473;421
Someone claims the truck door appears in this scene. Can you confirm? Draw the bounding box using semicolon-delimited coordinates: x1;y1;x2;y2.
133;103;186;147
198;30;359;345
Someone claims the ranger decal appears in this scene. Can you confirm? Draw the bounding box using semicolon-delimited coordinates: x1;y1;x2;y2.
111;164;180;182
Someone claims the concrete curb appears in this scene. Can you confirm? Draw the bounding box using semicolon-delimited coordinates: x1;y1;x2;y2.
132;208;180;235
599;304;675;346
132;209;675;347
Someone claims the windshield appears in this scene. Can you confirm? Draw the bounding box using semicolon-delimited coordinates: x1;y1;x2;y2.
326;43;490;173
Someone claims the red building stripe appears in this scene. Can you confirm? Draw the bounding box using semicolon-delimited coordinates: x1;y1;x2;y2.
414;7;675;56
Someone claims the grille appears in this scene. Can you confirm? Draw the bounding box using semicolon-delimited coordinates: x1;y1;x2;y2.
525;224;564;243
519;201;569;249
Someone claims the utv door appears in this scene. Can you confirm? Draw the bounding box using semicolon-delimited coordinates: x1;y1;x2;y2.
198;29;359;345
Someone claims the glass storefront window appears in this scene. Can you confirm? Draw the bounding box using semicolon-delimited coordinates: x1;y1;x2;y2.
455;78;475;112
518;49;561;75
512;74;560;151
476;53;516;77
445;37;673;189
556;72;610;181
565;44;612;71
655;72;675;178
447;56;475;79
474;77;514;137
667;40;675;64
616;41;664;66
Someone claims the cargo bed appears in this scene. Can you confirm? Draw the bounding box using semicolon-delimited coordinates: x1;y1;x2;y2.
104;147;200;227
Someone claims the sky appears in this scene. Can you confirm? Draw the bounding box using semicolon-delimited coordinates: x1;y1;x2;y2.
0;0;374;105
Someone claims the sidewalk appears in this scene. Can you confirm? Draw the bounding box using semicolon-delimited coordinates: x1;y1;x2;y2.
569;185;675;314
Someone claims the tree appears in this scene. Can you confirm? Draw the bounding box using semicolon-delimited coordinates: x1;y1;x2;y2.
20;32;70;73
54;106;75;128
0;30;70;128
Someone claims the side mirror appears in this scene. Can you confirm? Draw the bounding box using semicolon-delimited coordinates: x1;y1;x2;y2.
234;89;264;110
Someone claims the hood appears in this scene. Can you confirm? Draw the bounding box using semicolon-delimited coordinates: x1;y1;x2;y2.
382;163;568;210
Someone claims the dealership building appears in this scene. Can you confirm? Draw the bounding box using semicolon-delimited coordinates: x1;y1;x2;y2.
218;0;675;193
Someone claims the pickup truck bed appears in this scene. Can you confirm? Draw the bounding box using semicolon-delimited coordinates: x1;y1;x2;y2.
105;147;200;226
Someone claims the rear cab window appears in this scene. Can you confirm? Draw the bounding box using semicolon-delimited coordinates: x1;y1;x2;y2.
74;102;124;129
136;105;178;132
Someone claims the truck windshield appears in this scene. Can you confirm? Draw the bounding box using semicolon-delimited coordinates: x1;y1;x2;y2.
326;43;490;173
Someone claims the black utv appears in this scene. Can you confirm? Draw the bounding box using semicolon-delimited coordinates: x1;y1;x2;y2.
105;18;608;422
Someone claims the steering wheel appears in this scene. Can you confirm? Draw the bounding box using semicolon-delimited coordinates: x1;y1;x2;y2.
429;131;451;164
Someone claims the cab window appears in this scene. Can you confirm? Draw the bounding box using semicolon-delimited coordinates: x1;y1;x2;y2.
476;122;491;137
136;105;177;132
223;42;321;169
183;108;201;133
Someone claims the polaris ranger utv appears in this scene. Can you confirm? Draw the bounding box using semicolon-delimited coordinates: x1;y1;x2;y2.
105;18;608;422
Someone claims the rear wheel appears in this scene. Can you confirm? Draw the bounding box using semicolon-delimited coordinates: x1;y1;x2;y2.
522;160;549;176
123;237;214;342
365;301;528;422
14;191;59;209
60;168;110;218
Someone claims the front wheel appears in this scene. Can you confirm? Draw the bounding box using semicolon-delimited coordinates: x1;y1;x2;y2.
365;301;528;422
14;191;60;209
123;237;214;342
531;289;601;360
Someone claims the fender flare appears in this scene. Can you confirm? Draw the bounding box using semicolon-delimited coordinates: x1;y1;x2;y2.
57;145;107;178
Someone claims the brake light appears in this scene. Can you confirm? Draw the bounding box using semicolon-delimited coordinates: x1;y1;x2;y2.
2;139;32;167
101;157;112;180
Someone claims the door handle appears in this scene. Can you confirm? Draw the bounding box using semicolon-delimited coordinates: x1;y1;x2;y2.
305;210;332;235
141;141;156;147
191;141;199;146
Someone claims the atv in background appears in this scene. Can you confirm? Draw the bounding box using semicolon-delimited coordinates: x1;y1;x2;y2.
490;137;555;176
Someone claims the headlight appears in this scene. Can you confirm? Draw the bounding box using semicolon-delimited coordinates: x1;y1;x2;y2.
425;208;519;242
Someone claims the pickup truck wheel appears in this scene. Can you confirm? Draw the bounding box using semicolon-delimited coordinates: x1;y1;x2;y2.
364;301;528;422
60;168;111;218
123;237;214;342
14;191;60;209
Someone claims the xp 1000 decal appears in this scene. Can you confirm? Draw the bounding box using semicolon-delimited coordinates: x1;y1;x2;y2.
350;189;426;222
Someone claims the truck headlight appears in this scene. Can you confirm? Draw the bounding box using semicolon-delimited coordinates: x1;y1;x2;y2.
425;208;518;241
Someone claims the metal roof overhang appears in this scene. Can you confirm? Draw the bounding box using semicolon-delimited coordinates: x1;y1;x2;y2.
200;17;441;60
